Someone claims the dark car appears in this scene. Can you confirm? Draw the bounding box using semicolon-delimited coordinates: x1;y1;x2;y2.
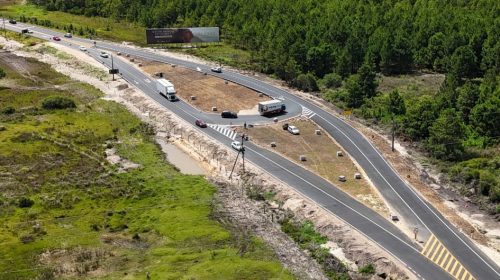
221;111;237;118
52;36;61;41
195;119;207;128
8;19;16;24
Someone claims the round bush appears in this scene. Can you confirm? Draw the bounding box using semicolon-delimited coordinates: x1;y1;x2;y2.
42;96;76;110
1;106;15;114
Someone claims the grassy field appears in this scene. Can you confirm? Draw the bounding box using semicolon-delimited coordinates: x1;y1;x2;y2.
238;119;388;214
0;52;293;279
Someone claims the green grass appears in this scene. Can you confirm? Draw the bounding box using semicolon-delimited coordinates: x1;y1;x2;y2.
2;4;145;43
0;51;293;279
2;2;256;69
1;29;44;46
180;43;256;70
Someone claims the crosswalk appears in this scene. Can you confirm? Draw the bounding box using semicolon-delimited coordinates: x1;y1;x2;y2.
208;124;238;140
301;106;316;119
421;235;475;280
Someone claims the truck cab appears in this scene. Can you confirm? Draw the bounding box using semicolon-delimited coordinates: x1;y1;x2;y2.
156;78;178;101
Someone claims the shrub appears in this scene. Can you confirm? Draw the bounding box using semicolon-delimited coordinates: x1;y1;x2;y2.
42;96;76;110
0;68;6;79
1;106;15;114
294;73;319;92
18;197;34;208
359;263;376;274
320;73;342;89
20;234;35;244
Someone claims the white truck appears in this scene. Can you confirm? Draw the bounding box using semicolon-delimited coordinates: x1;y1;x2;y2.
156;79;177;101
258;100;286;116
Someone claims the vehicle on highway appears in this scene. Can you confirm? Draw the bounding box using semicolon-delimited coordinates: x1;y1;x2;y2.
64;33;72;38
79;46;87;51
287;125;300;135
221;111;237;118
52;36;61;41
156;78;177;101
8;19;16;24
231;141;244;151
211;66;222;73
258;99;286;116
195;119;207;128
100;52;109;58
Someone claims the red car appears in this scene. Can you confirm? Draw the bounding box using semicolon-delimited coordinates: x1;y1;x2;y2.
52;36;61;41
195;119;207;128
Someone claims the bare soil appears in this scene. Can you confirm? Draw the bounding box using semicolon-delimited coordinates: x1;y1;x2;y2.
238;119;389;216
140;61;271;113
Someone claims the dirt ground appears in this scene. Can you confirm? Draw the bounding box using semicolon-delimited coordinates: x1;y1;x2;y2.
140;62;270;114
237;119;389;215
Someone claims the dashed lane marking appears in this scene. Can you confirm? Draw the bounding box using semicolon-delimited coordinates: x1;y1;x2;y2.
421;235;475;280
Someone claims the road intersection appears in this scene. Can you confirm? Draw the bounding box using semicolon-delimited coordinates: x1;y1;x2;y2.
4;22;498;280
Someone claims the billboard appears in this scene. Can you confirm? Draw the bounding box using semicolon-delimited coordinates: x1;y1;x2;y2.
146;27;219;44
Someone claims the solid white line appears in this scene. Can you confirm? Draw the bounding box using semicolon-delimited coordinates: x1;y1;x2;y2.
312;113;431;232
65;33;496;276
245;145;420;252
331;116;500;277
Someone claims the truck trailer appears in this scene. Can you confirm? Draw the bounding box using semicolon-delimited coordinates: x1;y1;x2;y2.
156;79;177;101
258;100;286;116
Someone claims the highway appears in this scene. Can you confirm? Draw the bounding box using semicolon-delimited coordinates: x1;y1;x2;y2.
5;23;499;280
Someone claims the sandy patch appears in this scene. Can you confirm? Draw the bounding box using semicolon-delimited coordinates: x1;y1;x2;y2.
138;61;271;113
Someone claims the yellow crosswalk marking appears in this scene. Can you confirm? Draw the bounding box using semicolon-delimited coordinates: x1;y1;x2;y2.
450;260;459;276
423;235;438;257
421;234;476;280
430;243;443;261
445;257;455;271
454;267;464;278
437;251;450;266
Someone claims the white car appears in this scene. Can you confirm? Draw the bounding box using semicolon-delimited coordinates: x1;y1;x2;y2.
211;66;222;73
287;125;300;135
100;52;109;58
79;46;87;51
231;141;244;151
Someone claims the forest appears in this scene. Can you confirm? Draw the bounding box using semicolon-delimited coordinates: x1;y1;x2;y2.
25;0;499;206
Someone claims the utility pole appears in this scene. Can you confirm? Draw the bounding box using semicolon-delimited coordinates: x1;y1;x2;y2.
391;114;395;152
111;54;115;81
229;133;246;178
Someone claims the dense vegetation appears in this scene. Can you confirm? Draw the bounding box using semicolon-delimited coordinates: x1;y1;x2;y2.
0;54;292;279
15;1;500;205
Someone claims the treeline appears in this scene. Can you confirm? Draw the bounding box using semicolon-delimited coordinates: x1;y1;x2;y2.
28;0;499;79
27;0;499;204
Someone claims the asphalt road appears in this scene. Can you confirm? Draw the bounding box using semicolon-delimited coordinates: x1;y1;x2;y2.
5;23;499;280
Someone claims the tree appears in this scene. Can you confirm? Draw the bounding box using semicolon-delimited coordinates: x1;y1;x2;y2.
470;96;500;140
320;73;342;89
450;45;479;79
345;74;363;108
427;109;466;161
345;63;378;108
456;81;480;123
403;95;438;140
294;73;318;92
388;90;406;116
357;63;378;99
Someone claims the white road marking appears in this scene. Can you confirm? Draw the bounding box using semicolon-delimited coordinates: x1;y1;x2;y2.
208;124;238;140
